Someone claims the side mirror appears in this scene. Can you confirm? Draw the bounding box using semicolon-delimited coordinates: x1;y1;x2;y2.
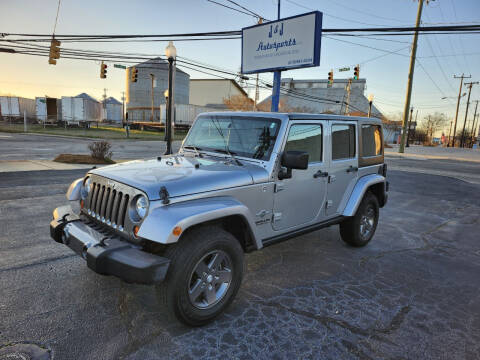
278;151;309;180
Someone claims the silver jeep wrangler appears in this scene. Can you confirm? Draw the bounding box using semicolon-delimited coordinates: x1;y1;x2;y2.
50;112;388;325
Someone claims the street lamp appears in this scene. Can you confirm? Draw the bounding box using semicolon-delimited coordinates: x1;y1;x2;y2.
367;94;374;118
164;41;176;155
164;89;169;140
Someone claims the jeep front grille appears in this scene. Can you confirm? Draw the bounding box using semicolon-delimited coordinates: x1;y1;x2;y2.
83;176;145;239
86;182;129;230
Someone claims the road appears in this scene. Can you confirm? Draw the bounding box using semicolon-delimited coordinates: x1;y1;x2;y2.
1;160;479;359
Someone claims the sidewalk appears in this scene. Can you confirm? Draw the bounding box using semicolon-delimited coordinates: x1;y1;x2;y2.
0;160;100;173
385;144;480;163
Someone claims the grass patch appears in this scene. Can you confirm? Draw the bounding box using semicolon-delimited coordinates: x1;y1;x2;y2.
54;154;115;164
0;123;187;141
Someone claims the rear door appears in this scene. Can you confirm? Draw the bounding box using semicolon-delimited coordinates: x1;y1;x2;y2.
272;121;328;231
326;121;358;216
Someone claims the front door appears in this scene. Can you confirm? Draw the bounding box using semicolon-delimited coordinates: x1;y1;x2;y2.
272;122;328;231
326;122;359;216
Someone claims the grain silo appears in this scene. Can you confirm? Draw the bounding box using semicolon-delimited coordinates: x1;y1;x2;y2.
126;57;190;122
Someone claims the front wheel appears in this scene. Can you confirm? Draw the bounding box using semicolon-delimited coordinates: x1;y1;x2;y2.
340;191;379;247
157;226;244;326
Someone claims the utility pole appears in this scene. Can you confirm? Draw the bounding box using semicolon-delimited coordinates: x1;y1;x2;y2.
344;79;352;115
447;120;452;147
149;74;155;122
271;0;281;112
468;100;478;147
399;0;425;153
450;74;471;147
406;107;413;147
460;81;478;147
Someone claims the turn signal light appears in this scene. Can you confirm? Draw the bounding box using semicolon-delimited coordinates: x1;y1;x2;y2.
133;225;140;237
80;200;84;209
172;226;182;236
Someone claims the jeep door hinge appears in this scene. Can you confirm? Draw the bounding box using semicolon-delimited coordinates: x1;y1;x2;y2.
326;200;333;209
274;183;284;193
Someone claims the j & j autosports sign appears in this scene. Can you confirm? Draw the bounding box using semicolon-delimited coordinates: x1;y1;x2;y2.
241;11;322;74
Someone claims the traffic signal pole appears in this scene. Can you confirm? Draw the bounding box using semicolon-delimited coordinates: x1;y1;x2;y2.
399;0;424;153
271;0;281;112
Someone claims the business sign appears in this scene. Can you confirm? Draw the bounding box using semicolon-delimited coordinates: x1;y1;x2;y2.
241;11;322;74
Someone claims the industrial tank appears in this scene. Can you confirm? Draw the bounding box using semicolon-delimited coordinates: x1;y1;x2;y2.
126;57;190;122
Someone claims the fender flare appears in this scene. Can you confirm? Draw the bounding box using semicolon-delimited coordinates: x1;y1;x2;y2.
342;174;386;217
137;196;260;248
66;178;83;201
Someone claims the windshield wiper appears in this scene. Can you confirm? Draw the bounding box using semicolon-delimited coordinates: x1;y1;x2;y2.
210;118;243;166
183;145;203;157
211;149;243;166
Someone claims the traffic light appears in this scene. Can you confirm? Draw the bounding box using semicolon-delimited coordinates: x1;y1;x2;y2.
100;61;107;79
48;39;61;65
328;70;333;85
130;67;138;82
353;65;360;80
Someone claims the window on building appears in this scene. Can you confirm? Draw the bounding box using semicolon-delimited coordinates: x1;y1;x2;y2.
361;125;383;157
284;124;322;163
332;124;356;160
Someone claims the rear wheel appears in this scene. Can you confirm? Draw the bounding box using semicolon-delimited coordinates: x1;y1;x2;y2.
157;226;244;326
340;191;379;247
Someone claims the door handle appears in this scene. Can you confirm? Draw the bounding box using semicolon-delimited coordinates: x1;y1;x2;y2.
346;166;358;173
313;170;329;178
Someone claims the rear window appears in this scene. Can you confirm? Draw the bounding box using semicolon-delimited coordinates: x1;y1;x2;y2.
362;125;383;157
332;124;356;160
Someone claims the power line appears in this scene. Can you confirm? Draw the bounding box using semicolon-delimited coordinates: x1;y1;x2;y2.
284;0;390;27
205;0;259;19
224;0;266;20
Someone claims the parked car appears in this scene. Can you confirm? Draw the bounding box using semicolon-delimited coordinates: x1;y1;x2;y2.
50;112;388;326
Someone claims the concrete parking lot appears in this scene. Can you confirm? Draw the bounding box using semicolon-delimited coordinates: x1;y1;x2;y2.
1;153;479;359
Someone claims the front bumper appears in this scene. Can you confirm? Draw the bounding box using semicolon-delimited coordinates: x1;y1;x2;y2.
50;205;170;285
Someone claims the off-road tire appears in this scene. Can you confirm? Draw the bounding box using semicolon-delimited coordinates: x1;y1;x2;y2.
340;191;379;247
156;226;244;326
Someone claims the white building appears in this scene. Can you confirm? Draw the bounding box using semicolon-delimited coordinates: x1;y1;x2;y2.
189;79;250;109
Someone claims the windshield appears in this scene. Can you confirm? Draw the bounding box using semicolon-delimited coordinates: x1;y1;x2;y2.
183;115;281;161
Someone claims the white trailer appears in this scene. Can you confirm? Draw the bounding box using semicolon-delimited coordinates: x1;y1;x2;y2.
159;104;219;127
61;94;102;125
0;96;35;120
36;97;61;124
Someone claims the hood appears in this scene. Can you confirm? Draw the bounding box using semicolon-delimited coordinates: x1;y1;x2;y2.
89;155;269;200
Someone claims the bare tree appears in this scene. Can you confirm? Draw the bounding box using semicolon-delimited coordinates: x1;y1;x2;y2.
223;95;254;111
256;99;314;113
420;112;447;144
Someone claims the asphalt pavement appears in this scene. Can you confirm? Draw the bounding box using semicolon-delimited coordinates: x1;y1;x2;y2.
1;163;479;359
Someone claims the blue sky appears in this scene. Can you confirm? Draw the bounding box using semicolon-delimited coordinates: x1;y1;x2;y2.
1;0;480;129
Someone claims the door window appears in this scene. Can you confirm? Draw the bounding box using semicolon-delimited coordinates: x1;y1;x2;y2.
361;125;383;157
332;124;356;160
284;124;322;163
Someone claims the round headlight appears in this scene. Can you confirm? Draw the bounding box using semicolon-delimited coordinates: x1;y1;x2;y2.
81;177;92;199
135;195;148;219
